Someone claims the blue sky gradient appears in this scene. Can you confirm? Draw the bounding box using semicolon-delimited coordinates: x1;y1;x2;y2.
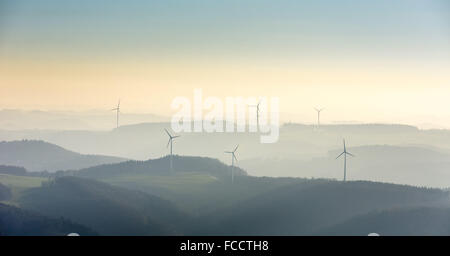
1;0;448;59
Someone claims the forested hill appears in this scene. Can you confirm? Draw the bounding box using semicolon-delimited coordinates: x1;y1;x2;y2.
200;180;448;235
318;207;450;236
0;203;97;236
18;176;190;235
71;155;247;180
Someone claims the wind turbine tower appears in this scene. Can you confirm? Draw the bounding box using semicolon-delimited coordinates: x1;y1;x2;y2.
225;145;239;184
249;100;261;128
314;107;324;128
165;129;180;172
336;139;354;182
111;100;121;129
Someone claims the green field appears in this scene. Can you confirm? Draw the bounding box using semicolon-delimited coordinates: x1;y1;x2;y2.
0;174;46;201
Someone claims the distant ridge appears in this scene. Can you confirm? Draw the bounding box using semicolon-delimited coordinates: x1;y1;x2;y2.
0;109;169;130
72;155;247;180
282;123;419;132
0;140;127;172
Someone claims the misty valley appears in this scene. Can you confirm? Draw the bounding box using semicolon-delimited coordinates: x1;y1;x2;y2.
1;122;450;236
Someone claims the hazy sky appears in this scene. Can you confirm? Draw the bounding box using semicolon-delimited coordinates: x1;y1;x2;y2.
0;0;449;127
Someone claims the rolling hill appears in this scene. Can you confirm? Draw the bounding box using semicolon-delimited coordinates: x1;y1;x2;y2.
240;145;450;187
69;155;250;215
0;183;12;201
4;163;450;235
0;139;448;235
3;122;449;164
0;173;46;201
3;122;450;188
73;155;247;179
199;180;449;235
0;140;127;172
0;203;97;236
319;207;450;236
18;176;189;235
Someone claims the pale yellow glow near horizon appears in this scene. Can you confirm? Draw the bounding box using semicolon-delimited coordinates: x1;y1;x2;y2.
1;56;449;127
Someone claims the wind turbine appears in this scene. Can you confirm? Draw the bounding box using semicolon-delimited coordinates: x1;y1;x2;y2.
165;128;180;172
314;107;324;128
225;145;239;184
111;100;121;129
249;100;261;127
336;139;354;182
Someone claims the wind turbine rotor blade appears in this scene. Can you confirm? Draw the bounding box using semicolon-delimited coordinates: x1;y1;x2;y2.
225;151;232;153
164;128;172;138
343;139;346;151
346;152;355;157
315;107;323;112
233;153;238;161
172;135;180;139
233;144;239;152
336;151;345;159
166;139;171;148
